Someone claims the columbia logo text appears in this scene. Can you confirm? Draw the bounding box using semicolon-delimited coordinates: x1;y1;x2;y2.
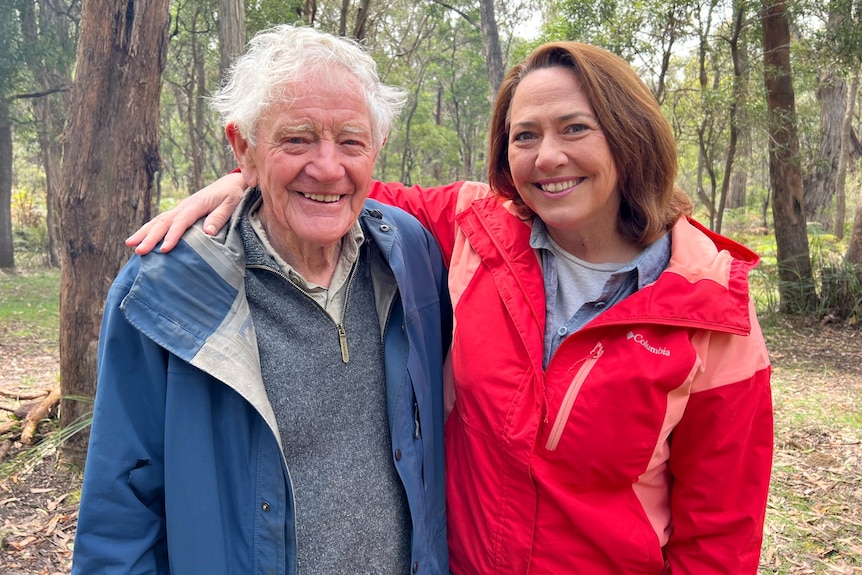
626;331;671;357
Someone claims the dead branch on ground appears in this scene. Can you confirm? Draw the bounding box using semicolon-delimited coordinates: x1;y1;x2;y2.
20;385;61;445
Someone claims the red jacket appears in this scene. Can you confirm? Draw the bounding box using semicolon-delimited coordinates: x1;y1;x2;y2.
371;180;773;574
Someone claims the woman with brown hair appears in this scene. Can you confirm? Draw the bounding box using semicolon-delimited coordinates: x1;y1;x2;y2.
131;41;773;574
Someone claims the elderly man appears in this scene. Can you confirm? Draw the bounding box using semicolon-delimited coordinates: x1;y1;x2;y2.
72;25;450;575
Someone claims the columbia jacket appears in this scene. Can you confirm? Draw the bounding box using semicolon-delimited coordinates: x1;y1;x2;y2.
370;180;773;575
72;199;451;575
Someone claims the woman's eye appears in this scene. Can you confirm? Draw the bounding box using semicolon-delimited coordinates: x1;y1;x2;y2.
567;124;588;134
512;131;535;142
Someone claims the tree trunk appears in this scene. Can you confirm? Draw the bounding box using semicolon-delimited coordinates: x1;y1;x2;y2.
352;0;372;41
761;0;816;314
18;0;75;269
727;0;752;211
59;0;170;467
695;6;716;229
302;0;318;25
186;7;205;195
715;3;746;235
835;73;858;240
217;0;244;174
803;68;846;232
0;98;12;270
846;73;862;265
338;0;350;36
478;0;504;96
847;177;862;265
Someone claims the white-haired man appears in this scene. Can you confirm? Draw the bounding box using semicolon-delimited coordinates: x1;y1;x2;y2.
73;25;450;575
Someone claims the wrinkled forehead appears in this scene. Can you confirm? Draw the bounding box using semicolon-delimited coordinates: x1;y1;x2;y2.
276;64;362;99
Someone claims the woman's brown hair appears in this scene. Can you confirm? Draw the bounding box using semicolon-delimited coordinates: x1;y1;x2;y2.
488;42;692;247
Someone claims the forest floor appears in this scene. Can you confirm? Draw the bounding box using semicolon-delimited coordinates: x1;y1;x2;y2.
0;271;861;573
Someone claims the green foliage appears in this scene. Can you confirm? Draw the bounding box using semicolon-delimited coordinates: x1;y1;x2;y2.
372;2;494;185
245;0;306;35
0;5;25;97
738;220;862;325
159;0;224;199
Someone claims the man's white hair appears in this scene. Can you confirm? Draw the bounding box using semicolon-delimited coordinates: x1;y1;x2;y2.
210;24;406;149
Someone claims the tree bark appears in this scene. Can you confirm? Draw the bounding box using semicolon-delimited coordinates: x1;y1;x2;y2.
18;0;75;269
715;3;746;235
835;73;858;240
803;68;847;232
846;73;862;264
338;0;350;36
218;0;244;174
59;0;170;467
761;0;816;314
847;177;862;265
352;0;372;41
727;0;752;211
478;0;504;96
0;97;12;270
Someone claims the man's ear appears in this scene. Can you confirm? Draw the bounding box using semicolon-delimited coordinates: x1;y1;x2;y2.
226;123;258;187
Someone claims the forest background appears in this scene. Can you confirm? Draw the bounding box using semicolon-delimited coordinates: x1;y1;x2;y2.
0;0;861;573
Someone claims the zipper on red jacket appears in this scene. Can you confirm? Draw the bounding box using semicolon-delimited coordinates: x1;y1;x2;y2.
545;342;604;451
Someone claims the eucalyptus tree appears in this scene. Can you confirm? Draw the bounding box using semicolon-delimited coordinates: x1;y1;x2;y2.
370;1;478;184
761;0;816;313
809;0;862;239
439;21;495;181
690;0;724;228
714;0;757;233
217;0;245;173
545;0;697;104
160;0;223;197
0;7;19;269
59;0;170;465
16;0;78;268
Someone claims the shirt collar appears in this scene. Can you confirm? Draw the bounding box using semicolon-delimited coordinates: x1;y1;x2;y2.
246;193;365;290
529;218;670;289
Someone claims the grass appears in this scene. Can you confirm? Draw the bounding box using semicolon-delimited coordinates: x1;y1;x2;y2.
0;266;61;343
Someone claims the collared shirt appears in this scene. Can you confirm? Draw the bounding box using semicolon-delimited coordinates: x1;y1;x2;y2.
530;219;671;368
248;196;365;323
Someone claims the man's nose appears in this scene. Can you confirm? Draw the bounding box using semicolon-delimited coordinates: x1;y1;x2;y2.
305;140;346;182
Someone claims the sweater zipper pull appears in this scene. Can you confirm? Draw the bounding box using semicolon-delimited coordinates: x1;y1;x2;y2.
337;324;349;363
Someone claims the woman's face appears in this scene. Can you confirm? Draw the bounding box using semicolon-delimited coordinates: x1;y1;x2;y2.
507;66;624;259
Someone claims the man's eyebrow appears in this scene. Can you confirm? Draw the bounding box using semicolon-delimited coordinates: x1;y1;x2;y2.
273;123;370;137
276;122;315;134
341;124;372;136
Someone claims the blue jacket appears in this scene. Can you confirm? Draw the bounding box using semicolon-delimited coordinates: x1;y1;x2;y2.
73;199;451;574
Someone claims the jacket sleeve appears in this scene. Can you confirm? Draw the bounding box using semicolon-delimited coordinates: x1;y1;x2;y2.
72;267;171;575
369;180;465;265
664;310;773;574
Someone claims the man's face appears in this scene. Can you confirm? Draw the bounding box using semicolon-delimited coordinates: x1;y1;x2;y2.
229;68;378;253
